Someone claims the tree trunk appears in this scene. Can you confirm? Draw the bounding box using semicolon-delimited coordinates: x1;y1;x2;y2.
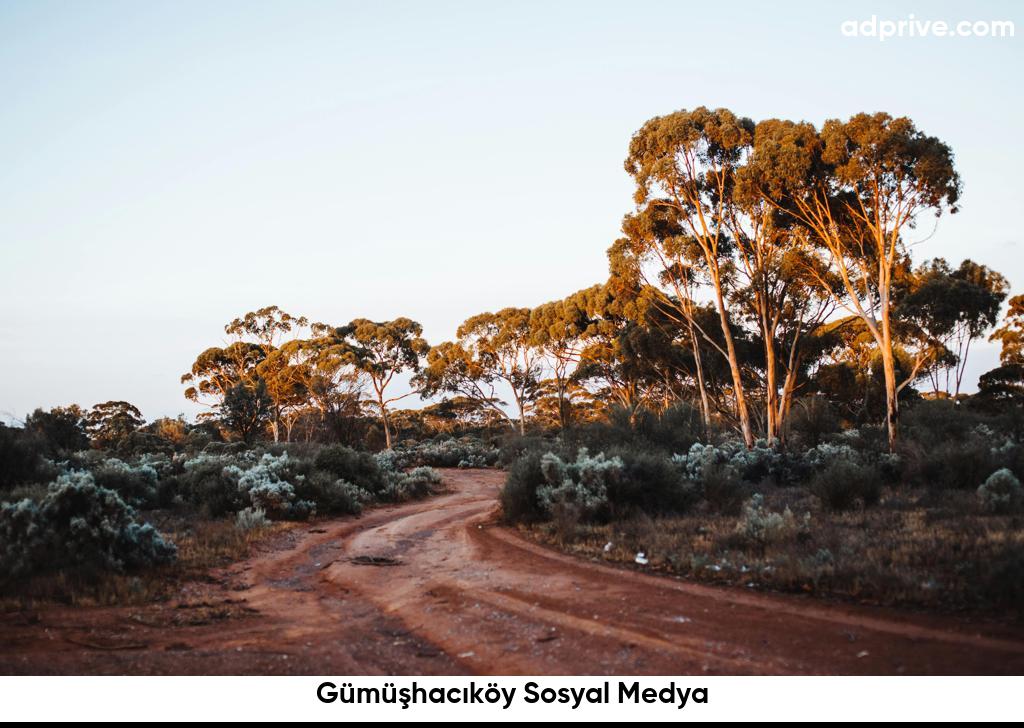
379;397;392;449
879;318;899;453
687;318;712;434
711;276;754;448
763;330;779;443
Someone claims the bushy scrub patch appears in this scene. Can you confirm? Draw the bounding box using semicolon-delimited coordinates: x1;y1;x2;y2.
604;447;700;516
673;440;792;487
0;426;46;493
809;458;882;511
535;449;620;522
978;468;1023;514
733;494;807;548
0;471;176;582
315;445;388;495
500;451;548;524
181;452;252;517
227;452;316;520
89;458;160;508
234;506;271;532
376;465;442;502
390;436;500;469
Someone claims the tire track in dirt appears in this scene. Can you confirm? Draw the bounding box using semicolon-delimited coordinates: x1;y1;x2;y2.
323;469;1024;675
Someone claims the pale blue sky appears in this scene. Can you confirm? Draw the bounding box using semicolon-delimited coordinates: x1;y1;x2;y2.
1;0;1021;421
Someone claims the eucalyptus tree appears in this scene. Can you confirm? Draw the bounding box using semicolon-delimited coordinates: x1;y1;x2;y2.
977;294;1024;410
86;400;146;450
991;294;1024;366
415;341;516;430
181;341;265;417
750;113;961;451
529;296;590;430
221;378;273;444
419;308;540;435
342;318;429;449
898;258;1008;396
624;107;757;447
223;306;310;442
281;330;364;436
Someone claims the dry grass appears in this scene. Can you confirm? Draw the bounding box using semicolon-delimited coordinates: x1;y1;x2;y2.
521;486;1024;616
0;507;290;609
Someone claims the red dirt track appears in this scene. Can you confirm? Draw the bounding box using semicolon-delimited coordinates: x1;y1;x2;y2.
2;469;1023;675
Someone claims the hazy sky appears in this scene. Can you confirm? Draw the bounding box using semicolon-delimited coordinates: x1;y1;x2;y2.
1;0;1021;422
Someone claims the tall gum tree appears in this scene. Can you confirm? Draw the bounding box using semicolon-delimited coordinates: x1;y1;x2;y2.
224;306;309;442
750;113;961;451
624;107;757;447
341;318;429;450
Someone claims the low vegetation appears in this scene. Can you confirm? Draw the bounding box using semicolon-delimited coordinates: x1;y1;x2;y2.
502;402;1024;614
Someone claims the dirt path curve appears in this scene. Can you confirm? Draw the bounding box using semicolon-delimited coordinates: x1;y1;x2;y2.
3;468;1024;675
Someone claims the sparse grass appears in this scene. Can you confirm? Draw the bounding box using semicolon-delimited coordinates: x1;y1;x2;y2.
520;486;1024;615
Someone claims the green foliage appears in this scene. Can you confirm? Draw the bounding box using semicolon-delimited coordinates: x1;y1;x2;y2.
977;468;1023;515
734;493;806;547
314;445;387;494
86;401;145;451
0;471;176;582
0;424;45;493
23;406;90;455
221;378;273;443
810;458;882;512
500;451;548;524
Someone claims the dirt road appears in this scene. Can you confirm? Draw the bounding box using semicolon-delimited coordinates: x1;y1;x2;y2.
3;469;1023;674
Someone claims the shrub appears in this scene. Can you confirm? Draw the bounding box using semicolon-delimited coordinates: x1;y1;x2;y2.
315;445;387;494
299;471;371;515
535;449;620;522
674;440;790;486
0;425;44;493
734;493;805;547
786;396;840;447
391;437;499;468
235;506;270;532
90;458;159;508
605;447;699;516
228;452;315;520
379;466;442;503
500;451;547;523
699;461;748;514
182;453;249;517
977;468;1023;514
0;471;176;581
810;458;881;511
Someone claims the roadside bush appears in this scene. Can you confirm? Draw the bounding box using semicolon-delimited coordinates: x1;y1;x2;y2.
500;451;547;523
392;436;499;468
977;468;1023;514
605;447;699;516
315;445;387;494
535;449;620;522
810;458;882;511
379;466;442;503
90;458;159;508
228;452;315;520
699;461;749;514
0;471;176;581
734;493;805;547
298;470;371;515
182;453;250;517
234;506;270;532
